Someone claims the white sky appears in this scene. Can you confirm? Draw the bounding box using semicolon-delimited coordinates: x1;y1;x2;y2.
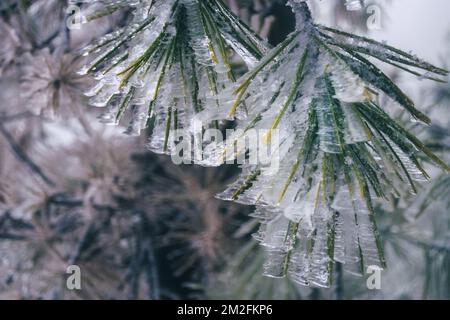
314;0;450;104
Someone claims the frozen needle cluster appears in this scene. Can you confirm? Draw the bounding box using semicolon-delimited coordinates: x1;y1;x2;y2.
80;0;267;153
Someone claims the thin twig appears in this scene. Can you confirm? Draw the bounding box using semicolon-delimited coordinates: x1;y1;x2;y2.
0;123;56;187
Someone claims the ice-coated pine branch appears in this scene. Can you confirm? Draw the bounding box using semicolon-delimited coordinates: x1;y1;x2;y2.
80;0;268;154
210;0;449;287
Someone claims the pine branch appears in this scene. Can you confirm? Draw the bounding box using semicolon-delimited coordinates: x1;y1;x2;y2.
0;123;56;187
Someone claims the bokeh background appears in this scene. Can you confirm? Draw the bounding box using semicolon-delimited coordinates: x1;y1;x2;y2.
0;0;449;299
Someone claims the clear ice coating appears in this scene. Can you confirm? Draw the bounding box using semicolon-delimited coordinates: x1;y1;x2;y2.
344;0;363;11
80;0;268;155
212;1;448;287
